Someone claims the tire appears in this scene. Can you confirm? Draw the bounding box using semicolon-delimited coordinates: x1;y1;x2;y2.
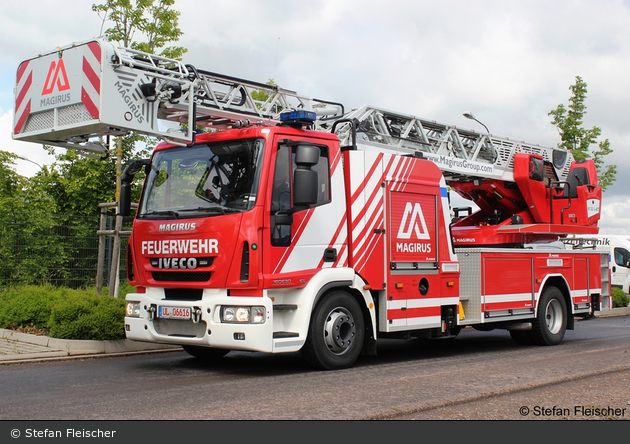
530;286;567;346
509;330;533;345
182;345;230;361
302;291;365;370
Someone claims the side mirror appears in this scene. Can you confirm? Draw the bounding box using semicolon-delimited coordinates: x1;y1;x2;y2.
293;144;319;207
119;181;132;217
119;159;150;217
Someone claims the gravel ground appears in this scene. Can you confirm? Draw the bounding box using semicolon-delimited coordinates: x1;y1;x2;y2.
392;368;630;420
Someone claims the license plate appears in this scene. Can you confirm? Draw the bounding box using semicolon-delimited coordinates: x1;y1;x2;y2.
157;306;191;320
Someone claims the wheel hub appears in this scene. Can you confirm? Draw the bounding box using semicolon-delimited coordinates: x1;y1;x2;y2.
323;308;356;355
545;299;563;334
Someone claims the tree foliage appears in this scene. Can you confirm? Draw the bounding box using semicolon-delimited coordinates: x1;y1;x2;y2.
251;79;278;103
92;0;187;59
39;136;149;216
0;152;67;286
548;76;616;190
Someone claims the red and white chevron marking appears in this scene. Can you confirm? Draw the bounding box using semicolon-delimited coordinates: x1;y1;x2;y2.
350;153;417;274
81;41;101;119
14;60;32;135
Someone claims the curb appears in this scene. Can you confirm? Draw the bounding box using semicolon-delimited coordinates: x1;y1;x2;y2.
594;306;630;318
0;328;180;358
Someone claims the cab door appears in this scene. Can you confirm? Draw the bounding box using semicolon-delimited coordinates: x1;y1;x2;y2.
262;136;346;287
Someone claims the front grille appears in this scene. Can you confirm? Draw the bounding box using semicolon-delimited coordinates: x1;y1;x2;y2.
164;288;203;301
154;319;206;338
152;271;211;282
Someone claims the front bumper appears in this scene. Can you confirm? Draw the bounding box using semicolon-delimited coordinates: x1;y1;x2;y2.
124;287;275;353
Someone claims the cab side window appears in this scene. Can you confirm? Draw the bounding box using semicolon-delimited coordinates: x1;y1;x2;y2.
270;141;331;247
271;145;292;247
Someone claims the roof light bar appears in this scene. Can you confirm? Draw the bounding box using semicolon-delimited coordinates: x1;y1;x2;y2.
279;110;317;126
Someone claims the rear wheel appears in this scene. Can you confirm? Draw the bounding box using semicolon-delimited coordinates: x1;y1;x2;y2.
182;345;230;361
302;291;365;370
530;286;567;346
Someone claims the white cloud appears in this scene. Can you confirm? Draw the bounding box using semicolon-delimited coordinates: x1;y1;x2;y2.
599;195;630;236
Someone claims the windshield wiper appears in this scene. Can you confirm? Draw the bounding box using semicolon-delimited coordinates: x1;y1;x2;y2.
178;206;242;214
140;210;180;218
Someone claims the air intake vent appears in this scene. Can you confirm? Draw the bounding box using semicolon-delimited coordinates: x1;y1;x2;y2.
152;272;211;282
164;288;203;300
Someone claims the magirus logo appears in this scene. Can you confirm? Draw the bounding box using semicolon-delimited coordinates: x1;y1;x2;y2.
159;222;197;232
397;202;431;240
42;59;70;95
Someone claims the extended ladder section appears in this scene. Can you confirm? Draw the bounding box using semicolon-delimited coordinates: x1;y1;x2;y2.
320;105;574;183
13;36;572;183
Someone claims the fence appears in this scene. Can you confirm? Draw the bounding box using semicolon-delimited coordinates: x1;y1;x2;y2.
0;210;129;290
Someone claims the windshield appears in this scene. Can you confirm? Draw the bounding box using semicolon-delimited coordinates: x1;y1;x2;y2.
138;138;265;219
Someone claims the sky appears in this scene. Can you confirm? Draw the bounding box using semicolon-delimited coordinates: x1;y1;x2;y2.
1;0;629;234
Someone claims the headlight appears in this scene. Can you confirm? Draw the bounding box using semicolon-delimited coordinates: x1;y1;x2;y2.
126;301;141;317
221;306;266;324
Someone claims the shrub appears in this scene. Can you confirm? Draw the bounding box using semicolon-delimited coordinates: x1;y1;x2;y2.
0;285;64;329
49;292;126;340
0;285;127;340
611;287;630;308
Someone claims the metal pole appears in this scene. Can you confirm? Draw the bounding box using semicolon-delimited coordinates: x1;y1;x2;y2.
115;136;122;202
95;204;107;294
108;137;123;297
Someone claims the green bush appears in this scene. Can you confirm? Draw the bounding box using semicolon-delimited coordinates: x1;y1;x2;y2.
611;287;630;308
0;285;64;329
49;293;126;340
0;285;128;340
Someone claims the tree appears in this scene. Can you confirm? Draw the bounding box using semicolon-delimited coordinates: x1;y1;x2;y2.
92;0;187;59
251;79;282;114
548;76;616;190
251;79;278;103
0;151;56;214
39;136;149;216
0;151;66;286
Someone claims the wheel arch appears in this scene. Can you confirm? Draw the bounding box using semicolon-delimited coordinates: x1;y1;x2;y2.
538;274;574;330
310;273;377;355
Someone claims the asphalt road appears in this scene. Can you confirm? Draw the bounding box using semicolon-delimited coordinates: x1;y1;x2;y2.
0;316;628;420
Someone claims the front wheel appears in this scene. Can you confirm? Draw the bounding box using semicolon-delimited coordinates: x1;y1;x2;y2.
302;291;365;370
530;286;567;346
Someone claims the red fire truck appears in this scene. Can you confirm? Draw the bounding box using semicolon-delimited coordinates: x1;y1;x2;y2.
13;37;610;369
